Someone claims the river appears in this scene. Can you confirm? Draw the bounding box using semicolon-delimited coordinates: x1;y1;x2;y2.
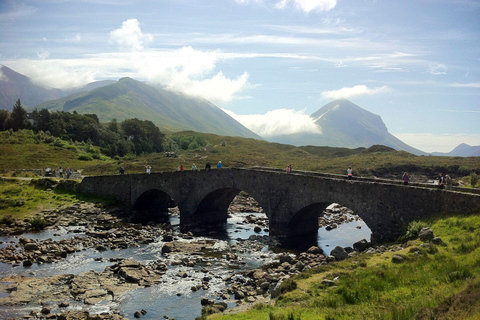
0;209;371;319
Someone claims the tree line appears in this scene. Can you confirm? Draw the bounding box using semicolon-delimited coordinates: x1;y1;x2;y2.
0;99;165;157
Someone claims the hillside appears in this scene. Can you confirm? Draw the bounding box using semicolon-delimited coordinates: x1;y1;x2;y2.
433;143;480;157
0;65;64;111
32;77;261;139
267;99;427;156
2;130;479;181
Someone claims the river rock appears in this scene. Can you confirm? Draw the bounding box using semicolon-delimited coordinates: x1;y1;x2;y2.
330;246;348;261
353;239;371;252
22;259;33;267
321;279;336;286
392;254;405;263
306;246;323;254
419;227;434;242
234;289;245;300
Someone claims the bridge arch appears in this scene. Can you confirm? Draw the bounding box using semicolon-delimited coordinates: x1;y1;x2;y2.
193;187;269;227
288;202;331;237
132;188;176;222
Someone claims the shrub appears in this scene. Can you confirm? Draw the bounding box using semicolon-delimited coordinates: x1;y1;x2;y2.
0;215;15;226
52;139;64;148
470;173;478;187
458;165;471;176
280;279;298;294
78;153;93;161
29;216;48;230
122;153;136;160
405;220;429;240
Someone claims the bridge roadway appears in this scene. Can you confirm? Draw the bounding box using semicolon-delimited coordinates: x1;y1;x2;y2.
78;167;480;242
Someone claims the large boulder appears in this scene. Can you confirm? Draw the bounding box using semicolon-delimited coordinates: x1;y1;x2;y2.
353;239;371;252
419;227;434;242
330;246;349;261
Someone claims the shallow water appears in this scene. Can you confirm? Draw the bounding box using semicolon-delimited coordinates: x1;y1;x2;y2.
0;210;371;319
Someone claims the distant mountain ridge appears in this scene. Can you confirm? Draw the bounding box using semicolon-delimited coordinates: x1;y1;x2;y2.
32;77;261;139
0;65;114;111
432;143;480;157
0;65;64;111
266;99;427;155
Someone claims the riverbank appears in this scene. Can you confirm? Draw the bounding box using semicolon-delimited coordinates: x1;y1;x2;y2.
207;213;480;320
1;178;479;320
0;183;374;320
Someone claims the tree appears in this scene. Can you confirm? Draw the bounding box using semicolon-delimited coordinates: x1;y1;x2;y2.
0;109;9;131
121;118;164;154
4;99;30;131
31;108;52;132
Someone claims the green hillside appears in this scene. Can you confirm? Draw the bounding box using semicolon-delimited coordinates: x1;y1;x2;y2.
32;78;261;139
1;130;479;186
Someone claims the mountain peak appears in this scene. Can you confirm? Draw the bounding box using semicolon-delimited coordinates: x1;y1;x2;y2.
268;99;426;155
118;77;135;82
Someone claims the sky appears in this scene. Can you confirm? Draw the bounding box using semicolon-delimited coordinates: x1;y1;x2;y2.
0;0;479;153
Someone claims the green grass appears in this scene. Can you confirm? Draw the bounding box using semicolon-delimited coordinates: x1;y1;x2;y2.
0;178;117;219
1;130;480;180
208;214;480;320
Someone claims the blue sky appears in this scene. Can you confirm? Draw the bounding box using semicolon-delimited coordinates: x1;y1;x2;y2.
1;0;479;152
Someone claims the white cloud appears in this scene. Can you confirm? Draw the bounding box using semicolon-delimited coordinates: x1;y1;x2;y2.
393;133;480;153
109;19;153;51
223;108;322;137
275;0;337;13
4;46;253;103
36;50;50;60
1;20;253;103
321;85;390;100
0;69;6;81
429;62;446;75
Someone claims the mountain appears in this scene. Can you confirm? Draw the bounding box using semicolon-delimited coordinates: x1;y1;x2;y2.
267;99;427;155
0;65;115;111
32;77;261;139
0;65;65;111
432;143;480;157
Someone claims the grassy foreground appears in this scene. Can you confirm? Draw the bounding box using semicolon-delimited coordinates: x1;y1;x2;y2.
208;214;480;320
0;178;115;220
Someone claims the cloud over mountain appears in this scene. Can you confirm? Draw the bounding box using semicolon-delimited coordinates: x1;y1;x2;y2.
223;108;322;137
109;19;153;51
321;85;390;100
3;19;252;104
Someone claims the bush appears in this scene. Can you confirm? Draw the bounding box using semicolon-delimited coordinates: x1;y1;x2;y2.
458;165;471;176
470;173;478;187
280;279;298;294
122;153;136;160
29;216;48;230
0;215;15;226
78;153;93;161
404;220;429;240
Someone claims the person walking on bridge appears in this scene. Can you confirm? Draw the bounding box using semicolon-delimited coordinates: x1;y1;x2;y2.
445;175;453;190
403;172;410;185
217;161;222;169
347;166;353;180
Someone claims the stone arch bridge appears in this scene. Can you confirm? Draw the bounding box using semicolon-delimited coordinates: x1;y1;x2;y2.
78;168;480;242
